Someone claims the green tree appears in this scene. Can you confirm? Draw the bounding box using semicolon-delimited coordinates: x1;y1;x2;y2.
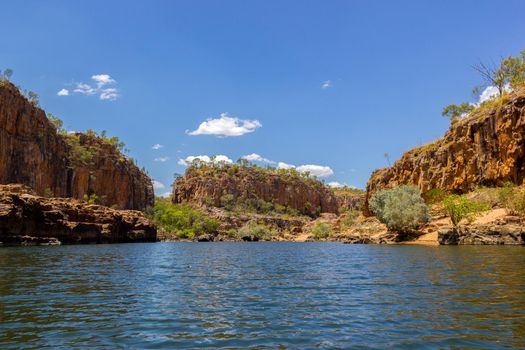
370;185;431;232
442;102;475;123
473;52;525;96
443;194;488;227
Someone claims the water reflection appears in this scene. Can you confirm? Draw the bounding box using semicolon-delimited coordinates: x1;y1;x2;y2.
1;243;524;349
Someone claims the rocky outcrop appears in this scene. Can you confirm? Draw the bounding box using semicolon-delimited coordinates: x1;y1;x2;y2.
438;216;525;245
172;165;338;216
0;81;153;210
366;89;525;213
334;191;365;211
0;184;156;245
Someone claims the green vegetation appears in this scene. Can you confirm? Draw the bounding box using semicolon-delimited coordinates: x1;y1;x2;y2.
83;193;99;204
236;221;274;241
44;188;54;198
151;198;219;239
495;185;525;216
441;102;474;123
442;50;525;125
340;210;360;231
369;185;430;232
64;134;96;166
422;188;448;205
443;194;489;227
311;222;332;240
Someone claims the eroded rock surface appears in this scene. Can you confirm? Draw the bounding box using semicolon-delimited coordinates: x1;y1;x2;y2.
366;89;525;213
172;165;338;217
0;81;153;210
0;184;156;245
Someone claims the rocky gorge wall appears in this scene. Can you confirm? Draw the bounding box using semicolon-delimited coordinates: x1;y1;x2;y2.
172;165;338;216
366;89;525;211
0;81;153;210
0;184;156;245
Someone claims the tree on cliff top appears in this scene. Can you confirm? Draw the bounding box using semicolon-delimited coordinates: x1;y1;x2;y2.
441;102;475;123
473;51;525;96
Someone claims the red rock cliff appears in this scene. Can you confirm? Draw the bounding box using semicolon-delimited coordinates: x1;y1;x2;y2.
365;89;525;211
172;165;338;216
0;81;154;210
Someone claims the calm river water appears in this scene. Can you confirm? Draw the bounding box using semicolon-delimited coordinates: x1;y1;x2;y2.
1;243;524;349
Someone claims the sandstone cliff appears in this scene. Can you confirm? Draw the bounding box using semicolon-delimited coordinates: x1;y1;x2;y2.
366;89;525;210
172;165;338;216
0;184;156;245
0;81;153;210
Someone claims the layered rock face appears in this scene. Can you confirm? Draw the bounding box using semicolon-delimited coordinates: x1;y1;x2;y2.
366;90;525;210
172;165;338;216
0;184;156;245
0;81;153;210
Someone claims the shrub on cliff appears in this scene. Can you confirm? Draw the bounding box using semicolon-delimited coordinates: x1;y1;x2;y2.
369;185;430;232
443;195;489;227
152;199;218;239
236;221;274;241
496;185;525;216
311;222;332;240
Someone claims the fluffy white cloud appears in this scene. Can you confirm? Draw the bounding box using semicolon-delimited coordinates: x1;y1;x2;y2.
296;164;334;177
178;155;233;166
152;144;164;150
160;192;171;198
71;74;119;101
74;82;97;95
188;113;262;137
242;153;275;164
100;88;118;101
92;74;115;88
57;88;69;96
321;80;332;89
277;162;295;170
474;84;513;106
152;180;165;189
154;157;170;162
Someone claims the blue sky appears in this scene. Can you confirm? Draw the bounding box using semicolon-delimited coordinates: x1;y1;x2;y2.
2;1;524;195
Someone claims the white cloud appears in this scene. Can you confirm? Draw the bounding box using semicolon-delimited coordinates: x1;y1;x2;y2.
160;192;171;198
296;164;334;177
321;80;332;89
154;157;170;162
152;144;164;150
178;155;233;166
153;180;165;190
242;153;276;164
70;73;119;101
74;82;97;95
187;113;262;137
277;162;296;170
92;74;115;88
476;84;512;105
57;88;69;96
100;88;118;101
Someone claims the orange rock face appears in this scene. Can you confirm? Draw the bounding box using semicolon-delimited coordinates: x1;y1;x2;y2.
365;90;525;213
172;165;338;216
0;82;153;210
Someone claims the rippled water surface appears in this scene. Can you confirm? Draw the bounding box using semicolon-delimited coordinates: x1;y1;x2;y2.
1;243;524;349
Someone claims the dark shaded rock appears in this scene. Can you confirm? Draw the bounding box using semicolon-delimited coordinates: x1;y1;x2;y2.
0;184;156;245
0;81;153;210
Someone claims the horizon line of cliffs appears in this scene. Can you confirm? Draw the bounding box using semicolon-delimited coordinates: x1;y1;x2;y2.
0;81;154;211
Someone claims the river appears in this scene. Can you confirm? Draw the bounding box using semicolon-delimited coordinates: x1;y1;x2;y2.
1;243;524;349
